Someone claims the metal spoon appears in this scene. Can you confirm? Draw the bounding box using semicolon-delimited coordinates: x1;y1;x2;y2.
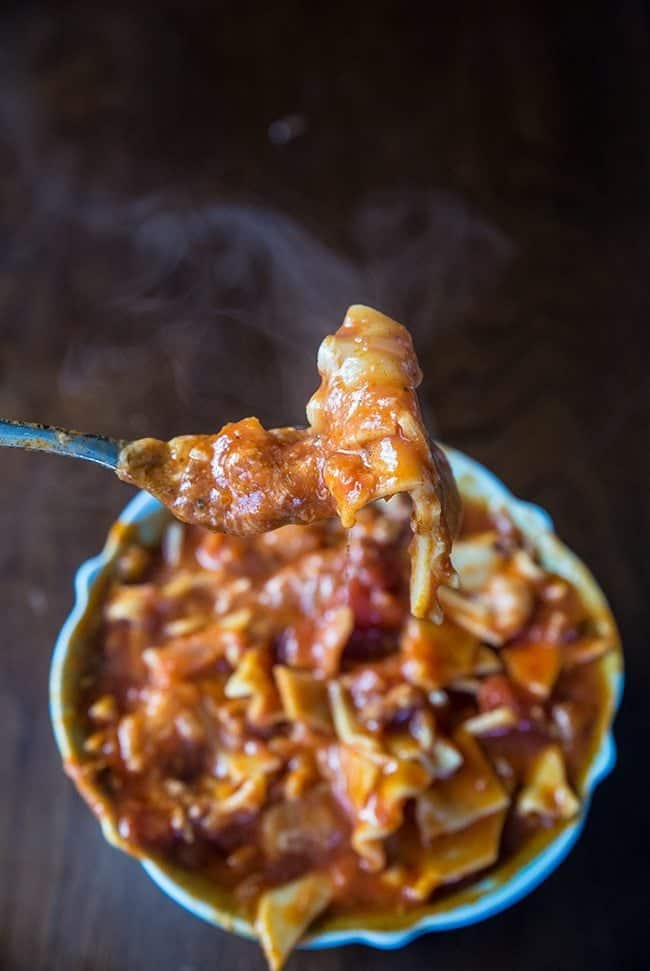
0;418;124;469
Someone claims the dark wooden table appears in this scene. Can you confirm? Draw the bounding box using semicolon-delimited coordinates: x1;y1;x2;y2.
1;4;649;970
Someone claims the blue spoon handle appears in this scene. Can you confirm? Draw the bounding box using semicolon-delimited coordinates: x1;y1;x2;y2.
0;419;124;470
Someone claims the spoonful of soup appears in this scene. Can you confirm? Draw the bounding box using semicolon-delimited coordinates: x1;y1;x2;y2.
1;306;460;621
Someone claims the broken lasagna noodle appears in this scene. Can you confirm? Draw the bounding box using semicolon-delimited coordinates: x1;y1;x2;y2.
117;306;460;622
70;494;615;970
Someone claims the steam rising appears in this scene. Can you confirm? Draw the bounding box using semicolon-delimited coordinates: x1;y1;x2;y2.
0;8;513;441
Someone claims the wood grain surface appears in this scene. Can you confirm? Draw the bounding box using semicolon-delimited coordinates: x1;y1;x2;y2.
1;4;649;970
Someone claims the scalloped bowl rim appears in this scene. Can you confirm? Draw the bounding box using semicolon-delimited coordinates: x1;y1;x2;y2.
49;447;623;952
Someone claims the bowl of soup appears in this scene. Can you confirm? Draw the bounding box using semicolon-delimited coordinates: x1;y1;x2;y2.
50;447;623;970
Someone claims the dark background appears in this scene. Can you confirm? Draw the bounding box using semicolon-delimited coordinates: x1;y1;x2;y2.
1;3;649;969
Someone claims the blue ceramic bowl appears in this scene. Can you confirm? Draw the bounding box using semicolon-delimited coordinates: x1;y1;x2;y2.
50;447;623;952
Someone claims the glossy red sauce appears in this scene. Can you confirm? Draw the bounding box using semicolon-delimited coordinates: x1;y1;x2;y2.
68;497;612;922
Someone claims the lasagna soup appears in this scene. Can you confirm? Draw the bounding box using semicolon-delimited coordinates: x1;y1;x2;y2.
117;305;460;623
69;494;617;969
